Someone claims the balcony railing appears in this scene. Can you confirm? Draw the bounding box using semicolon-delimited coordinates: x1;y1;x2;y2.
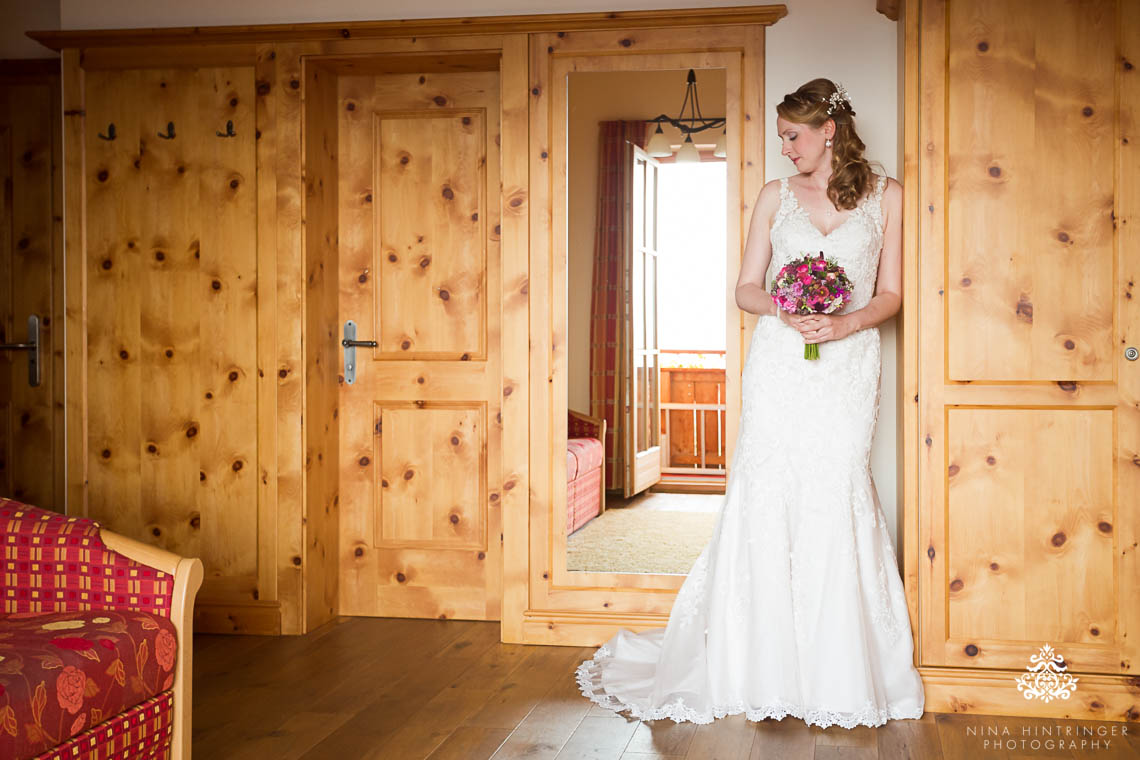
659;349;726;475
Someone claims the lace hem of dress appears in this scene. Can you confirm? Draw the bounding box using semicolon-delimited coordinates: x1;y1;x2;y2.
575;645;923;730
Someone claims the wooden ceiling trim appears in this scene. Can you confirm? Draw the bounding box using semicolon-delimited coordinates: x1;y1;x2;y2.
27;5;789;51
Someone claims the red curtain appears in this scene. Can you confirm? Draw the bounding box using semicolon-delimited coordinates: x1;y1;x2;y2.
588;120;647;492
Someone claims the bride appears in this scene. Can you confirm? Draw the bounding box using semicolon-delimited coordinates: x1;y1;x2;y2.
575;78;926;729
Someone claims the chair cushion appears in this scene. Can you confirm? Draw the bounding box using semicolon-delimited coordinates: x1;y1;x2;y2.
567;437;603;480
0;610;177;760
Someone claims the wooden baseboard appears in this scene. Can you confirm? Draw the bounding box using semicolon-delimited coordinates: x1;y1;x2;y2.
194;601;282;635
922;666;1140;724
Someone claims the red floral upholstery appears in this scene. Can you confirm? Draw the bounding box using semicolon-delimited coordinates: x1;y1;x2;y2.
0;502;173;618
33;691;172;760
0;610;177;760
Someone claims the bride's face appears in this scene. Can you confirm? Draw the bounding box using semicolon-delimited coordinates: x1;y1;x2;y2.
776;115;832;173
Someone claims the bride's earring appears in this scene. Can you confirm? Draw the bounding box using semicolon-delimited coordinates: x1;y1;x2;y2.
825;137;832;149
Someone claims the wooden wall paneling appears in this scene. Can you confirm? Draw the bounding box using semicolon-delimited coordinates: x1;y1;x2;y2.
66;49;284;634
0;113;8;499
301;58;340;631
29;8;789;51
85;68;143;534
1117;0;1140;696
498;33;529;643
0;63;64;511
197;65;260;600
50;68;65;517
899;0;922;665
522;22;772;645
2;79;53;506
915;0;948;671
274;42;307;635
254;43;280;613
136;68;201;557
62;49;87;515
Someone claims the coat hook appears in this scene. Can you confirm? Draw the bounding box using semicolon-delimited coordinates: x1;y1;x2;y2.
158;121;176;139
97;123;117;141
216;120;236;138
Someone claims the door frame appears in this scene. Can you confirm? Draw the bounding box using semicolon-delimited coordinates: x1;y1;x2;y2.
516;22;775;646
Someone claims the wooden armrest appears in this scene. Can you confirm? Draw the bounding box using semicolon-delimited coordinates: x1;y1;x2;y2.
101;530;203;760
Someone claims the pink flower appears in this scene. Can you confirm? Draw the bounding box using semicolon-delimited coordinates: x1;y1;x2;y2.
155;629;176;672
56;666;86;714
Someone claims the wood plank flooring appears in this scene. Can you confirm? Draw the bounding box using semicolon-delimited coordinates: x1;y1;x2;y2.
193;617;1140;759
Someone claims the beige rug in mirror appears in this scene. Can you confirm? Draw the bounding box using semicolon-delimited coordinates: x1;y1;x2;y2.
566;509;718;574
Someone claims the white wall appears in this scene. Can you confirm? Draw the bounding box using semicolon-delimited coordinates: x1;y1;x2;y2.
0;0;59;58
43;0;905;554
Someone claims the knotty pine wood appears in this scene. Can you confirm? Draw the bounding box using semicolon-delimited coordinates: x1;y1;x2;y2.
335;63;504;621
302;59;340;633
0;61;63;511
27;6;789;50
191;616;1140;759
71;59;281;633
909;0;1140;721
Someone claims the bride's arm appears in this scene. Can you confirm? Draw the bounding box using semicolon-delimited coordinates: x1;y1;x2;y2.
843;177;904;332
735;180;783;316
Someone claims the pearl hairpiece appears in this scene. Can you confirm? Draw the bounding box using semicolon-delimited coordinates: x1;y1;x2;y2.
824;83;852;116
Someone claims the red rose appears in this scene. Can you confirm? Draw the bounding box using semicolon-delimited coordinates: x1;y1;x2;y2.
56;665;86;714
155;629;176;672
51;637;94;651
98;639;116;650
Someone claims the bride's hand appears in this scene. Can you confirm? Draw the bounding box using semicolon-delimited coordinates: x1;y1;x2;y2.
787;313;855;343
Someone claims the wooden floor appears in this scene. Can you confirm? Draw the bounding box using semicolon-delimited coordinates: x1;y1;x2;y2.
193;617;1140;759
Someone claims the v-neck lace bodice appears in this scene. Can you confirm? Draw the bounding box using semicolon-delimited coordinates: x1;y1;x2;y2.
770;174;886;313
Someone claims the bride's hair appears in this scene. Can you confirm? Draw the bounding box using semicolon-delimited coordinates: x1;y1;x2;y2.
776;78;877;210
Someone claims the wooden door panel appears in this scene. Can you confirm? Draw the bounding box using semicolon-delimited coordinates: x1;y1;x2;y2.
0;69;63;511
339;70;501;621
375;110;486;358
918;0;1138;677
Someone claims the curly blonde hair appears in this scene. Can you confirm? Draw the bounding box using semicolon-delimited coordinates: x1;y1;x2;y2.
776;78;878;210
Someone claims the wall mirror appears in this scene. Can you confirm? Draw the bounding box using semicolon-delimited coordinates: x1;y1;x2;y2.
555;58;740;581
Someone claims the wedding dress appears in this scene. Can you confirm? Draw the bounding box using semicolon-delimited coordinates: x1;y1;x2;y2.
575;174;926;729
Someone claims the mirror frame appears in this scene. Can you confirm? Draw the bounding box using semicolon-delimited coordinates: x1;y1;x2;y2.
515;20;776;646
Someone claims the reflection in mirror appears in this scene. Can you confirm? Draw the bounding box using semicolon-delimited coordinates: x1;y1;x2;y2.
565;69;730;575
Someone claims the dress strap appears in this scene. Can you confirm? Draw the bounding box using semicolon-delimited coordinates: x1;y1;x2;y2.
772;177;794;230
864;174;887;232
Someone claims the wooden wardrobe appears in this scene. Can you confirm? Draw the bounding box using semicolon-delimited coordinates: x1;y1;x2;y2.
903;0;1139;723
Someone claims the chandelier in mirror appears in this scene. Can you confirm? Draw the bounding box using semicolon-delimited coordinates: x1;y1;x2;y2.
645;69;727;162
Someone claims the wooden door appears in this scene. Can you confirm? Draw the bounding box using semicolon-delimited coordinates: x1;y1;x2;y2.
913;0;1139;691
624;145;662;497
0;63;63;510
337;69;503;620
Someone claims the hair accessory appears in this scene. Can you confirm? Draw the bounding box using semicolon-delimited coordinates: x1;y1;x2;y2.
825;83;852;116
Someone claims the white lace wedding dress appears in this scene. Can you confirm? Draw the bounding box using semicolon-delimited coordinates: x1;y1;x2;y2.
575;174;925;729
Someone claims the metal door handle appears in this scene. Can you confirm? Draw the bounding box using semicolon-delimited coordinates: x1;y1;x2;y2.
1;315;40;387
343;321;378;385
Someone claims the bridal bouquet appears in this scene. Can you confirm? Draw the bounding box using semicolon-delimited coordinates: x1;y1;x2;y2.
769;251;853;360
